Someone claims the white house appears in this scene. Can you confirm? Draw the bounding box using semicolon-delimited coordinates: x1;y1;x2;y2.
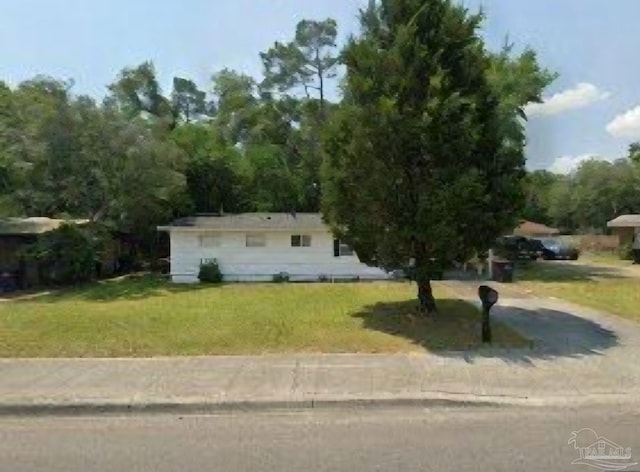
158;213;389;283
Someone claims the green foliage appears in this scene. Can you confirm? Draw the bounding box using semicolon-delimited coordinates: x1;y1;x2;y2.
272;272;290;283
629;143;640;165
172;77;210;123
22;223;105;286
322;0;554;283
541;157;640;233
261;18;339;106
618;242;633;261
108;61;175;129
241;144;300;212
185;152;244;214
198;261;223;284
521;170;560;225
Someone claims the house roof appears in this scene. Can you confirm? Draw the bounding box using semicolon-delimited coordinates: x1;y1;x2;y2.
607;214;640;228
0;217;89;236
513;220;560;236
158;213;327;232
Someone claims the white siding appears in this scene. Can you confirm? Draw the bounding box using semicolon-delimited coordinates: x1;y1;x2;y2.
168;229;388;283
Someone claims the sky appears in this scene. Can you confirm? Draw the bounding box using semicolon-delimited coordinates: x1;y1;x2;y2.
2;0;640;173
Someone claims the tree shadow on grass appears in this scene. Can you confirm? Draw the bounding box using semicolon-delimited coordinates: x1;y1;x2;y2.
30;274;215;303
352;299;619;366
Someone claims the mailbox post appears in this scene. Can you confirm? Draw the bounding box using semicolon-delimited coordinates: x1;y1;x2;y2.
478;285;499;344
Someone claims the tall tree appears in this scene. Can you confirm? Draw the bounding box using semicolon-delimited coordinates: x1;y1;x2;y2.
211;69;259;145
0;81;24;214
259;19;341;212
108;61;176;130
260;19;339;110
322;0;554;312
172;77;209;123
522;170;559;225
547;176;576;232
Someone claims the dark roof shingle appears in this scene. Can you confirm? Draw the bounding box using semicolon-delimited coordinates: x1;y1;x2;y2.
159;213;326;231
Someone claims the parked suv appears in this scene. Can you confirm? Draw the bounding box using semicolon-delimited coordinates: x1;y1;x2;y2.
533;238;580;260
494;235;541;261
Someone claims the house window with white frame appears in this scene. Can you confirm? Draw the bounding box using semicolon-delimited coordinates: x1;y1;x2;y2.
246;233;266;247
291;234;312;247
199;234;221;248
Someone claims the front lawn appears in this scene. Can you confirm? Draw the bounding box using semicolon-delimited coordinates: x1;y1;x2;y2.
0;275;527;357
515;262;640;322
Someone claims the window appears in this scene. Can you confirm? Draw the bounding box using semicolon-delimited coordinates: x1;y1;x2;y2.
246;234;266;247
340;242;354;256
291;235;312;247
199;235;221;248
333;239;354;257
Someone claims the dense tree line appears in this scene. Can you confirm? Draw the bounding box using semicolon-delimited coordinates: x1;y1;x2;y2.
0;19;339;257
522;148;640;234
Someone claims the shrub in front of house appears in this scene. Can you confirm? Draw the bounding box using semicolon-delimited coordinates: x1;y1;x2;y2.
198;261;223;284
272;272;290;283
618;242;633;261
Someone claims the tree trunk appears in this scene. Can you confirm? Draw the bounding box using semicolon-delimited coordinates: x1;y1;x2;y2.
416;275;437;315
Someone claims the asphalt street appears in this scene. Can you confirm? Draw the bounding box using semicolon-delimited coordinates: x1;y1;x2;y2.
1;405;639;472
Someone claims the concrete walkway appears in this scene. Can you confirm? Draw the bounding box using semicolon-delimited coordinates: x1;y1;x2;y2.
1;288;640;414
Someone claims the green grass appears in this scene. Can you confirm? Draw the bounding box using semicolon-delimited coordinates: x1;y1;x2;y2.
515;262;640;322
521;279;640;322
580;252;630;267
0;275;527;357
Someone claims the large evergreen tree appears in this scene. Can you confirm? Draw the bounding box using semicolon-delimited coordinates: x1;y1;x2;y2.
322;0;553;312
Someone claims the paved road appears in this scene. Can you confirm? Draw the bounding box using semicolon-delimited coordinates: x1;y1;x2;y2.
1;406;639;472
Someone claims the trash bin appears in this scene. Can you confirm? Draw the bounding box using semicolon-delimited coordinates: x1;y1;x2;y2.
492;260;514;283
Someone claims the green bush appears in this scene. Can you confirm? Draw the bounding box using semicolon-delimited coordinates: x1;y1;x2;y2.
21;223;105;286
272;272;290;283
198;261;223;284
618;242;633;261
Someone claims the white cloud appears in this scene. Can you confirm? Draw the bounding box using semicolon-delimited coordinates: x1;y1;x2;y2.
549;154;599;174
525;83;610;117
606;105;640;138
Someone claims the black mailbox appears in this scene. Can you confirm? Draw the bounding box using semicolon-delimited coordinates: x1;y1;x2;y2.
478;285;499;344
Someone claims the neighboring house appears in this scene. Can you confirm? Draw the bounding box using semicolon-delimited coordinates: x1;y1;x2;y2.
607;214;640;247
158;213;389;283
512;220;560;238
0;217;88;290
